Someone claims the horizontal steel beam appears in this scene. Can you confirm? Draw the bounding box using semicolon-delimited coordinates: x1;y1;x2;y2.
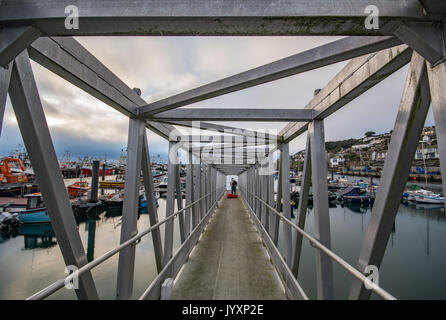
149;108;314;121
157;120;279;141
170;135;272;144
0;1;431;37
280;44;412;142
140;36;402;116
200;144;275;151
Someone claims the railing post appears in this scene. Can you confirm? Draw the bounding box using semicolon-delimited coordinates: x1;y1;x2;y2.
292;134;311;278
255;166;259;217
162;140;178;267
141;133;163;273
116;116;145;300
193;162;201;227
185;151;193;236
9;50;99;300
247;167;251;206
200;164;206;219
350;52;431;300
273;148;281;246
206;165;211;210
263;174;270;232
281;142;293;266
261;174;267;228
212;167;216;205
0;63;11;137
175;162;186;243
427;61;446;206
268;170;275;239
276;144;283;212
309;120;334;300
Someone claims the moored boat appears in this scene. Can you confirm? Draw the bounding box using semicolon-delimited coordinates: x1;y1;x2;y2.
337;186;374;205
67;181;90;198
404;189;445;205
16;193;50;224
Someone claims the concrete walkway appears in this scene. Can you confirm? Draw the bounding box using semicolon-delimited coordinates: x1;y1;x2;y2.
172;193;286;300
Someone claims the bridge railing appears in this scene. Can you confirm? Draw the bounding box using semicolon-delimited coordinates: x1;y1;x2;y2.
27;187;226;300
239;186;396;300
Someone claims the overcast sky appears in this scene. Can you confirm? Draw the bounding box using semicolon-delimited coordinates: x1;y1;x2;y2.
0;36;435;162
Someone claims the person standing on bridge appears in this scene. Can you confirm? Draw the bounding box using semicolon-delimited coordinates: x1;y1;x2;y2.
231;178;238;195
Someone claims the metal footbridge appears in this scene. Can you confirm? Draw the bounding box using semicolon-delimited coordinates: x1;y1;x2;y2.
1;0;445;300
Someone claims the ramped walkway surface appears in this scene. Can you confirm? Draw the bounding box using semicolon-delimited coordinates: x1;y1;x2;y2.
172;192;286;300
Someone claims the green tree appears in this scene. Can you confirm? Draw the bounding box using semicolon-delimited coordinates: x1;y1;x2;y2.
365;131;376;138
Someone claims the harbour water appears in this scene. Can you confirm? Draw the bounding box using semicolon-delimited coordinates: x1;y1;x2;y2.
0;191;445;299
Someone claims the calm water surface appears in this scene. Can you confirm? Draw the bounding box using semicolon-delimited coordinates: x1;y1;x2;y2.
1;191;445;299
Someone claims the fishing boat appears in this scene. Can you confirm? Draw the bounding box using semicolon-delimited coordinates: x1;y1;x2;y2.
80;166;114;177
157;176;186;197
67;181;90;198
404;189;445;205
337;186;374;205
102;188;159;209
158;176;168;196
0;157;39;197
16;193;50;224
99;174;126;189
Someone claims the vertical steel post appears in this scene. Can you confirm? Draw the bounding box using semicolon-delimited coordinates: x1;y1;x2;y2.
265;174;270;229
212;167;216;204
276;144;283;212
0;63;11;137
350;52;431;300
207;165;211;210
254;165;258;215
175;162;186;243
209;166;214;205
267;170;275;238
185;151;193;236
8;51;98;300
162;140;178;267
257;167;262;219
281;142;293;266
193;162;201;227
272;149;281;246
262;175;268;227
116;117;145;300
308;120;334;300
427;61;446;205
292;134;311;278
247;167;251;206
141;133;163;273
257;165;262;216
202;164;207;214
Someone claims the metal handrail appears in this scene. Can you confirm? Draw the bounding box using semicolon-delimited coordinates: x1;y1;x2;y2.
138;188;226;300
239;186;396;300
27;187;224;300
238;193;309;300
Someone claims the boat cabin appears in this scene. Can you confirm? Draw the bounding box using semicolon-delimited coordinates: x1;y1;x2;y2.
24;193;45;210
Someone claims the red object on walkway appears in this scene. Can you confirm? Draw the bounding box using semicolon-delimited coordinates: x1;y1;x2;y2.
227;193;238;198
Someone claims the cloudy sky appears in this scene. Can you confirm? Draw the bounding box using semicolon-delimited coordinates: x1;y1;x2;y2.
0;36;435;162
